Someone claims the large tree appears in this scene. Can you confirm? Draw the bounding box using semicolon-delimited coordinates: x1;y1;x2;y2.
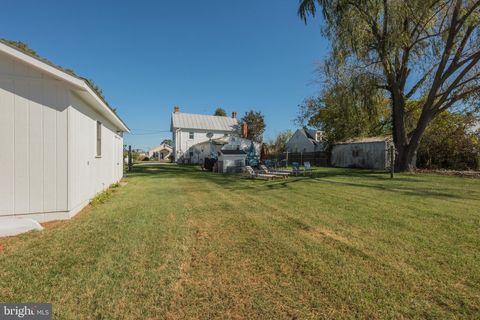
268;130;294;154
298;0;480;171
297;72;391;144
241;110;267;143
161;139;173;147
214;107;227;117
405;102;480;169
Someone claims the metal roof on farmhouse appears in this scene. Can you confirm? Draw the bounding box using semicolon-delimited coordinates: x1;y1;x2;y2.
171;112;239;132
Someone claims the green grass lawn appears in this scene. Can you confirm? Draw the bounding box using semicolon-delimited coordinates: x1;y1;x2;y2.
1;165;479;319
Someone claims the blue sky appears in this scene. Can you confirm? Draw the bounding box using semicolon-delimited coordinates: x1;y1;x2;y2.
1;0;328;150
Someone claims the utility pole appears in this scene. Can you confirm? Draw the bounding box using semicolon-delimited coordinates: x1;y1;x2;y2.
390;145;395;179
128;145;133;172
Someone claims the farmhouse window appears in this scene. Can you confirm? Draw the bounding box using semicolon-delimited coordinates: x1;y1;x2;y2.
189;132;194;139
96;121;102;157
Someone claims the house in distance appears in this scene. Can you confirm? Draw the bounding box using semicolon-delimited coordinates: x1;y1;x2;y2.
170;106;240;163
286;128;324;153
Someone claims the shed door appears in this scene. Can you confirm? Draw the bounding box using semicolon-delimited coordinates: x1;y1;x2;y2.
115;135;123;181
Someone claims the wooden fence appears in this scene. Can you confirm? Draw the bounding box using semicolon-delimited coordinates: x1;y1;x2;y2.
266;151;330;167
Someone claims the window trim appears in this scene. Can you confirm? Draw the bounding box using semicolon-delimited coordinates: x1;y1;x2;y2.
96;121;102;158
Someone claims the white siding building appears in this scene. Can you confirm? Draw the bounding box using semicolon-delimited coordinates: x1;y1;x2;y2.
170;107;239;163
331;137;393;170
190;135;260;164
286;128;324;153
148;143;173;161
0;41;129;223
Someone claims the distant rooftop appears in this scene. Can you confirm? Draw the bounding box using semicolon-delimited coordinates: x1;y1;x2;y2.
300;128;322;145
335;136;392;145
171;111;238;132
148;144;172;152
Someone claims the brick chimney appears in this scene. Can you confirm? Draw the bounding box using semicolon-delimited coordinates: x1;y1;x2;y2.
174;105;180;113
232;111;237;119
241;123;248;138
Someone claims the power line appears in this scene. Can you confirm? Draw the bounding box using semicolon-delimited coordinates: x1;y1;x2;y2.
129;128;170;131
127;128;171;135
128;132;170;136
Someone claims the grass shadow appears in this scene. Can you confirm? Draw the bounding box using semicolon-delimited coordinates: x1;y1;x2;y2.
126;164;480;201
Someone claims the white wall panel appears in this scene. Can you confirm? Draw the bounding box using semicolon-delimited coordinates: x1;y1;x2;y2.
0;51;123;219
115;135;123;182
42;84;57;212
14;81;30;213
69;92;123;210
55;87;68;210
0;79;15;215
28;82;44;213
0;53;70;216
71;108;94;206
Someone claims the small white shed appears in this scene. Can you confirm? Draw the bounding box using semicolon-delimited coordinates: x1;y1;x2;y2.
0;41;129;223
217;150;247;173
331;137;393;170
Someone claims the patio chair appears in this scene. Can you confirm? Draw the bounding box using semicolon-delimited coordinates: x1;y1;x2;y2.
279;159;288;168
292;162;301;176
259;165;290;178
244;166;279;180
304;161;313;174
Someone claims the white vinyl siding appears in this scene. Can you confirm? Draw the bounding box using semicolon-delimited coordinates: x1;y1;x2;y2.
286;129;324;153
0;50;125;221
69;93;124;210
173;129;232;162
0;52;69;216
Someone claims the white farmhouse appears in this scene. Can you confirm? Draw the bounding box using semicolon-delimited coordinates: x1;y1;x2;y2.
0;41;129;223
286;128;324;153
171;106;239;163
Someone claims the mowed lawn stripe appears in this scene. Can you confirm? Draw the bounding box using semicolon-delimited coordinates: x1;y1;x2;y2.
160;167;480;318
0;165;479;319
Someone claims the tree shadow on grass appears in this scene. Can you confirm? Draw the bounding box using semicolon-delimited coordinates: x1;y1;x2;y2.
314;178;479;200
126;164;480;201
